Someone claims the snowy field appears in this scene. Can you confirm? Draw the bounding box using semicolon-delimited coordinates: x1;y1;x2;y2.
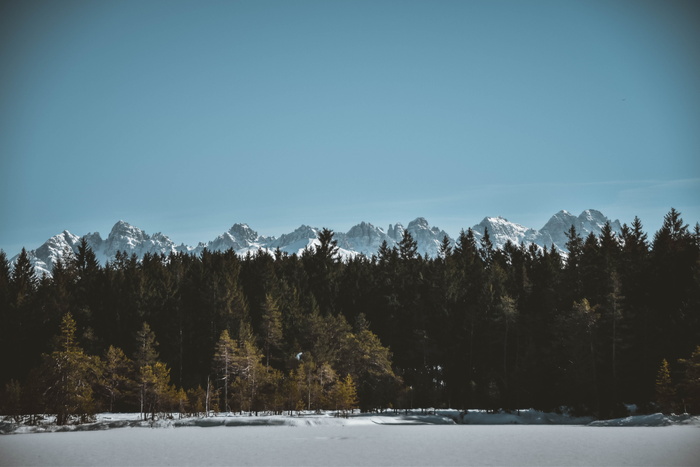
1;412;699;466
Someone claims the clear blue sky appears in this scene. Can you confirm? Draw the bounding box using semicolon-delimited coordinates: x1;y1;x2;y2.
2;0;699;256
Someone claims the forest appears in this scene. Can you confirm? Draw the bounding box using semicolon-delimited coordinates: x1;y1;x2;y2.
1;208;699;424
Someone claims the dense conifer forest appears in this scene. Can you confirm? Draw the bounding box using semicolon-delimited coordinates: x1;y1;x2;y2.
1;208;699;424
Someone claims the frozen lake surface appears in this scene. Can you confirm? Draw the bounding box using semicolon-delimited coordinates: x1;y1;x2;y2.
2;424;699;466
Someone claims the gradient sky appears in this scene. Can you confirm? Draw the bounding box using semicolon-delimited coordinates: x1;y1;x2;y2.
2;0;699;256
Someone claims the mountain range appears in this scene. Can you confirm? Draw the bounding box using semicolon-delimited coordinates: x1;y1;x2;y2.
12;209;622;277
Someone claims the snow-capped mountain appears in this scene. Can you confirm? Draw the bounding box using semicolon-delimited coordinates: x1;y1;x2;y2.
471;209;622;251
23;230;82;276
201;223;273;256
11;210;623;276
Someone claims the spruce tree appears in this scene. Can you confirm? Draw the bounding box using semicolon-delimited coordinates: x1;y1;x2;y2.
212;330;237;412
438;235;452;260
101;346;132;412
260;294;283;367
133;322;159;419
678;346;700;414
398;230;418;261
10;248;36;309
40;312;99;425
331;374;359;415
655;359;676;414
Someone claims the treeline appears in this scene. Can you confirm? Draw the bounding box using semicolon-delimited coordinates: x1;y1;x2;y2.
1;208;699;422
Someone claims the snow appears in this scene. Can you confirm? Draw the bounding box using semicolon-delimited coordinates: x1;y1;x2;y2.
1;414;698;467
8;209;631;276
589;412;700;427
4;409;699;434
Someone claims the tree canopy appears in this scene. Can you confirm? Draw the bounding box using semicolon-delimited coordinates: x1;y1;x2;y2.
1;209;699;419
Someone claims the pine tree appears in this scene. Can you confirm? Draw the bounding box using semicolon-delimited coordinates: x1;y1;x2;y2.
133;322;160;419
260;294;283;367
139;361;176;419
101;346;132;412
0;252;18;386
348;327;400;411
212;330;237;412
0;251;10;328
231;338;265;414
331;374;359;415
10;248;36;308
0;379;23;421
40;312;99;425
650;209;696;374
134;322;159;369
563;226;584;303
304;228;341;315
678;346;700;414
479;227;494;265
655;359;676;414
315;228;339;262
398;230;418;261
73;238;100;281
438;235;452;260
497;294;518;397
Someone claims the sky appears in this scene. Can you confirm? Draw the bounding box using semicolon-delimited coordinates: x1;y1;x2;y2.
1;0;699;256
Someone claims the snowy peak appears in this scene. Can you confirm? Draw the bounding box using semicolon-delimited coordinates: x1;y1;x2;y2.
13;209;624;275
405;218;450;257
227;223;260;244
472;217;536;248
534;209;622;251
387;223;405;242
206;223;267;253
270;225;318;250
103;221;177;258
577;209;621;234
407;217;430;230
338;222;390;256
27;230;82;276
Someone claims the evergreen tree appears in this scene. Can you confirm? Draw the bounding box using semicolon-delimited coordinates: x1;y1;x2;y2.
139;361;176;419
0;251;15;386
0;251;10;318
678;346;700;414
212;330;237;412
398;230;418;261
100;346;133;412
438;235;452;260
0;379;23;421
40;312;100;425
655;359;676;414
563;225;583;295
650;209;696;370
133;322;160;419
4;209;700;418
479;227;494;265
231;338;266;414
330;374;359;415
259;293;283;367
315;228;340;262
618;216;652;403
10;248;36;309
303;228;341;315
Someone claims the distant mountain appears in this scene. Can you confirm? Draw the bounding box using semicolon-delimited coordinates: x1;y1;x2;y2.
11;209;622;276
471;209;623;252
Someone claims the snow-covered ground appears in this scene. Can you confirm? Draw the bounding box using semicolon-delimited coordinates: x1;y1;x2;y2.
1;411;699;466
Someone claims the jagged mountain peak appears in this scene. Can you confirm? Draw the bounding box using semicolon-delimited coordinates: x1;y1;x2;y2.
13;209;625;276
408;217;430;229
110;220;142;235
387;223;405;241
227;223;259;242
472;216;535;249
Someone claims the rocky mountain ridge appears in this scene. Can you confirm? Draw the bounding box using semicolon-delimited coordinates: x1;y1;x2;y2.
11;209;621;276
